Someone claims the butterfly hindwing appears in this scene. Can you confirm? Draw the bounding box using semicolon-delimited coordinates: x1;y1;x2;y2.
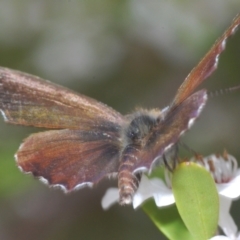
16;129;121;191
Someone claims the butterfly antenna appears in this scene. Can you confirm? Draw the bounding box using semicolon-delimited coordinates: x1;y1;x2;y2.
208;85;240;98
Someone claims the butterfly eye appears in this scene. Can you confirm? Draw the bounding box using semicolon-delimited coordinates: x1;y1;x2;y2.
127;124;140;140
156;117;161;124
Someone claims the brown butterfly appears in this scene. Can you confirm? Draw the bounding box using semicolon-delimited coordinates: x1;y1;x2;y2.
0;14;240;205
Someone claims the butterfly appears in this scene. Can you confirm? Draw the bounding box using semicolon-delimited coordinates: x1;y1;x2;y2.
0;14;239;205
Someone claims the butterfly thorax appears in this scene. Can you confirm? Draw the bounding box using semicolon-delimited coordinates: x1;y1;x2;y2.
124;109;167;146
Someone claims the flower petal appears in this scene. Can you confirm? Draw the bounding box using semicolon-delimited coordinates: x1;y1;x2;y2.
133;175;174;209
218;195;238;239
217;170;240;199
101;188;119;210
210;236;232;240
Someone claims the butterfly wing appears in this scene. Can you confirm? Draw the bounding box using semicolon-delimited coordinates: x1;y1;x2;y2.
0;67;125;190
0;67;124;130
132;90;207;172
172;14;240;108
16;129;121;191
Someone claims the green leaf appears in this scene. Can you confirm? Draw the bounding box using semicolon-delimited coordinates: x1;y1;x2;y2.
142;200;193;240
172;162;219;240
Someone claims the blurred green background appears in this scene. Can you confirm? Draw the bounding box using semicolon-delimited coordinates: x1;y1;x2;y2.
0;1;240;239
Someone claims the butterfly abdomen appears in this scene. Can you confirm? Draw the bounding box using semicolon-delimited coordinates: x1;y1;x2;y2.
118;146;141;205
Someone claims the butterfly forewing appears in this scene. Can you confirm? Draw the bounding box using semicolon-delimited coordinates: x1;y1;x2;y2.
0;67;124;130
171;14;240;108
16;129;121;191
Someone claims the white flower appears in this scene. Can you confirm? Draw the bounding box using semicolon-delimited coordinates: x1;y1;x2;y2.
101;151;240;240
133;175;175;208
210;233;240;240
210;236;233;240
195;152;240;239
101;175;174;210
101;188;119;210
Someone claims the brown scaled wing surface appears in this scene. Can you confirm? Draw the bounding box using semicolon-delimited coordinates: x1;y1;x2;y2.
0;67;124;190
132;13;240;172
0;67;123;129
0;14;239;192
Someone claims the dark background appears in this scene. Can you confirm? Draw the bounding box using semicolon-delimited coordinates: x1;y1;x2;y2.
0;1;240;239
